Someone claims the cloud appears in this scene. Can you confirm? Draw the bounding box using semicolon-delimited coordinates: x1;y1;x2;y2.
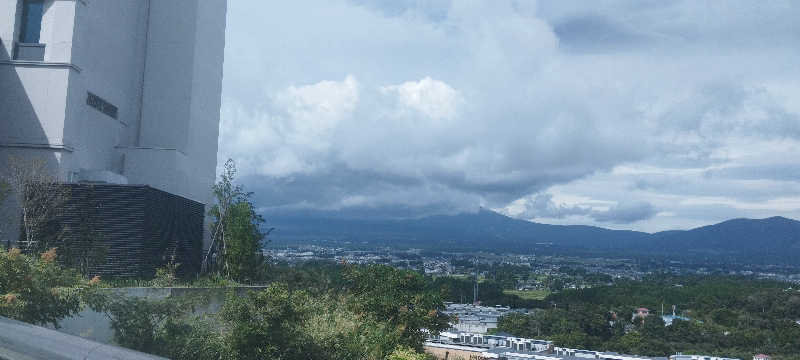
504;193;590;220
590;201;657;224
380;77;462;121
502;193;656;225
220;0;800;231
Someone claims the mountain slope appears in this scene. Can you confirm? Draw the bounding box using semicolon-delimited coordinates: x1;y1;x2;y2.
266;210;800;261
652;216;800;256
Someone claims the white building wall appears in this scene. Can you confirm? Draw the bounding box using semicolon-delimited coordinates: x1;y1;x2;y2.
0;0;20;60
0;0;227;250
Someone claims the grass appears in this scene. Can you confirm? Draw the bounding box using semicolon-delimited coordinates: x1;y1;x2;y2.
503;289;550;300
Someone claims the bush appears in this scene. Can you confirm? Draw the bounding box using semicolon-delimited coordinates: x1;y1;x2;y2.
100;293;226;360
0;247;104;327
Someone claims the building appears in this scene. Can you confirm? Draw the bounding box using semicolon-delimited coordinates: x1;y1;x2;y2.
425;331;553;360
669;355;739;360
424;333;667;360
0;0;227;275
632;307;650;321
552;347;665;360
662;306;691;326
444;303;518;333
752;355;770;360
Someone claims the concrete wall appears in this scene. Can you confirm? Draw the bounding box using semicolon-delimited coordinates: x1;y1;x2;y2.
424;343;486;360
64;0;149;175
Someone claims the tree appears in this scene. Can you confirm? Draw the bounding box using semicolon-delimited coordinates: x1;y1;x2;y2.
343;265;451;350
0;247;104;327
386;346;431;360
203;159;271;281
221;283;311;359
100;293;227;360
223;201;266;282
4;156;69;253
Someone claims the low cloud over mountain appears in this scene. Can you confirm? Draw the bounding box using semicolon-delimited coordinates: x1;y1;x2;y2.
221;1;800;232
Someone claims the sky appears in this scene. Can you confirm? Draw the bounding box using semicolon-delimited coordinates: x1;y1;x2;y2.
218;0;800;233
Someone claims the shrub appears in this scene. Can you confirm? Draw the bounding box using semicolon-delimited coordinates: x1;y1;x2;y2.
0;247;104;327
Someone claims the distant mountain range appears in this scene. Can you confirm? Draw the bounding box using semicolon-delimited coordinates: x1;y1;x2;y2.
266;209;800;263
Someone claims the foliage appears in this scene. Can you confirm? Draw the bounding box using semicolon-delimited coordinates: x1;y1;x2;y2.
4;156;70;253
496;275;800;359
386;346;432;360
303;294;403;360
429;275;543;308
99;293;227;360
204;159;269;282
343;264;451;350
503;289;550;300
221;283;310;359
151;261;181;287
223;201;266;282
0;247;104;327
105;263;452;359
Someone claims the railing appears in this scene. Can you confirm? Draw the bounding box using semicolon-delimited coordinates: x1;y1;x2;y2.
0;316;167;360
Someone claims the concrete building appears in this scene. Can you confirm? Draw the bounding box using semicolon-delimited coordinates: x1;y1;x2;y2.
444;303;518;334
424;334;668;360
0;0;227;274
669;355;739;360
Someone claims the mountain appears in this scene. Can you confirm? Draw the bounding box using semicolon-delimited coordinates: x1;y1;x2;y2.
266;210;800;262
652;216;800;257
267;208;649;251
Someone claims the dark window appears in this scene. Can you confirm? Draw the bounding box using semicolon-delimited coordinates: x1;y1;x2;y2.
19;0;44;43
87;92;119;119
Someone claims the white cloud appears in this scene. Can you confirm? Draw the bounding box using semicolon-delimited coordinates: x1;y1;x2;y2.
220;0;800;231
380;77;462;121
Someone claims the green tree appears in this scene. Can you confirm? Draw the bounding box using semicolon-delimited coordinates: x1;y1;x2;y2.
204;159;270;281
100;294;227;360
386;346;431;360
343;265;450;350
221;283;311;360
224;201;266;282
0;247;104;327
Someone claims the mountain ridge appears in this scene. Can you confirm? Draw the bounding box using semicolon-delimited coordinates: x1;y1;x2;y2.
265;210;800;262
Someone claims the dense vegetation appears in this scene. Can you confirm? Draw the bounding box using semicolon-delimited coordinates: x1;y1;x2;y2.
1;248;446;360
496;276;800;359
0;247;103;327
100;262;448;360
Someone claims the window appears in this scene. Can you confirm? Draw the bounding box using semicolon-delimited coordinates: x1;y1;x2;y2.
19;0;44;43
87;92;119;119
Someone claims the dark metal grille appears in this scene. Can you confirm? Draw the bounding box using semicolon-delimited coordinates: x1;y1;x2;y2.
58;184;204;278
